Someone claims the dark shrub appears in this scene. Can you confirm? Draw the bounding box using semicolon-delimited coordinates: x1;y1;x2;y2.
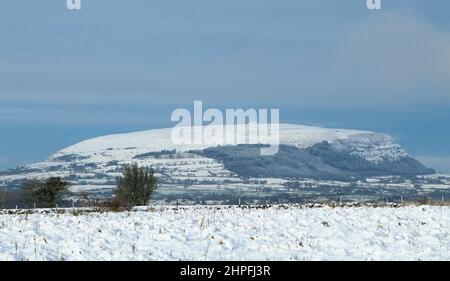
418;196;431;205
114;163;158;207
0;188;6;208
99;195;127;212
22;177;70;208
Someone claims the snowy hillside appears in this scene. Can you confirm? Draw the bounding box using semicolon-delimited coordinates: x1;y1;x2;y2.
0;205;449;261
0;123;438;202
57;124;406;163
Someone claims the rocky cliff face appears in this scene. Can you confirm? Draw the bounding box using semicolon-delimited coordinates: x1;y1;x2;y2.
0;124;434;193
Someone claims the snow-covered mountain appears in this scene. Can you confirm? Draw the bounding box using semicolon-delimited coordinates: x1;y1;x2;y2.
0;124;434;198
55;124;407;163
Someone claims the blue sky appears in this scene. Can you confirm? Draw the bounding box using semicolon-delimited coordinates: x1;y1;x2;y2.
1;0;450;172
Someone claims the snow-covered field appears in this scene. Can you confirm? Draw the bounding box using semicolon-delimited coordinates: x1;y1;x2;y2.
0;205;449;261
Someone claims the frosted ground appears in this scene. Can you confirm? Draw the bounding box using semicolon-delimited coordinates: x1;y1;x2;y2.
0;205;449;261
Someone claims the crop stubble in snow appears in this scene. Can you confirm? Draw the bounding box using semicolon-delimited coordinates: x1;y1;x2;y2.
0;205;449;261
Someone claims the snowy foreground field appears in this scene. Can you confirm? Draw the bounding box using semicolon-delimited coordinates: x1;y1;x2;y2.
0;205;449;261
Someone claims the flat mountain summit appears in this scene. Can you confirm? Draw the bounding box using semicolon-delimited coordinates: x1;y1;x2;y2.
0;124;434;196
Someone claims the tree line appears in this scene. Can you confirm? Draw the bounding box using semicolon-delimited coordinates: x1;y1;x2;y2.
0;163;157;210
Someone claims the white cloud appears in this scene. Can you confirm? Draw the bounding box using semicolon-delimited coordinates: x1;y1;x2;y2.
1;6;449;109
416;155;450;174
331;11;450;105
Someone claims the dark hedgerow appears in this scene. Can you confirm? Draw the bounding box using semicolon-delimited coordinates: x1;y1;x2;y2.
114;163;158;207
